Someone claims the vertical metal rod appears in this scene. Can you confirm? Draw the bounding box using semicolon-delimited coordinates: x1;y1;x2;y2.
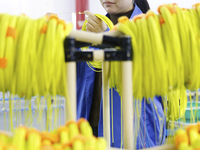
102;61;111;147
65;62;76;121
122;61;133;149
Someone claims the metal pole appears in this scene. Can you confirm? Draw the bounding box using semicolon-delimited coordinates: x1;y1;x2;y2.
65;62;76;121
102;61;111;147
122;61;133;149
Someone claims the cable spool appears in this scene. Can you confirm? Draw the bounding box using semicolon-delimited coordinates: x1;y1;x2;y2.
81;14;114;71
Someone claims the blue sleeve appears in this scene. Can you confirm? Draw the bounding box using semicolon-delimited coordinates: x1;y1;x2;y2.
105;27;110;32
98;90;166;149
76;61;96;120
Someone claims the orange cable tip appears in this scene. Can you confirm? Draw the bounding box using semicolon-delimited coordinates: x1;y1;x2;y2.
174;134;189;149
65;120;77;126
57;19;66;30
159;16;165;25
193;3;200;7
41;132;59;143
133;14;145;22
0;58;7;69
6;26;16;39
110;24;118;31
146;11;155;19
168;6;177;14
63;142;72;148
49;14;59;21
196;123;200;133
118;16;129;24
192;3;200;10
40;24;48;34
157;4;168;14
57;126;69;134
26;128;40;139
77;118;88;126
185;124;198;135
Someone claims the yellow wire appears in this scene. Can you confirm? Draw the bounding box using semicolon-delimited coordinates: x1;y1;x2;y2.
81;14;114;71
0;13;73;131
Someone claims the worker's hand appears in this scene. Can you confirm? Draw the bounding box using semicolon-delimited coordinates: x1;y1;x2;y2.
84;10;107;33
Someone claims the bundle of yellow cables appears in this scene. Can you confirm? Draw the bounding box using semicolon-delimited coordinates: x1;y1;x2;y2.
0;118;107;150
0;13;73;131
109;3;200;121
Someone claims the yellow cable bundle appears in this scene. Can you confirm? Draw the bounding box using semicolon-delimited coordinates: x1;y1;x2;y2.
0;13;73;131
159;4;184;91
0;13;11;93
25;17;46;128
158;5;187;121
42;16;57;94
159;5;193;121
1;118;107;150
36;18;48;96
34;17;49;129
81;14;114;71
175;7;191;88
193;4;200;87
109;3;200;123
186;8;199;90
109;16;136;97
56;21;73;96
15;16;33;98
110;12;166;100
146;11;167;98
53;20;73;128
139;14;153;99
111;12;167;99
52;20;65;128
41;15;57;130
4;15;17;92
167;86;187;121
165;5;198;121
26;19;38;99
3;14;18;131
131;15;143;100
82;14;114;32
120;17;141;99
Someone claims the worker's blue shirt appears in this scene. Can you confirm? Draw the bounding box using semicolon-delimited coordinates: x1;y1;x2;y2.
77;4;166;149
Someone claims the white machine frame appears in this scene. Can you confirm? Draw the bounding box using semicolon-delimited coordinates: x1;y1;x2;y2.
65;30;134;149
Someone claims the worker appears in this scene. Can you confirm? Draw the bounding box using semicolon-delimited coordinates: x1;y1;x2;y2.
76;0;166;149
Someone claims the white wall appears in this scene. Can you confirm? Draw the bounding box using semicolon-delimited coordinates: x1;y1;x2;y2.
0;0;75;22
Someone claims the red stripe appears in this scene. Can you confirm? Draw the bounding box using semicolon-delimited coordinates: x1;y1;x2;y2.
76;0;89;29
